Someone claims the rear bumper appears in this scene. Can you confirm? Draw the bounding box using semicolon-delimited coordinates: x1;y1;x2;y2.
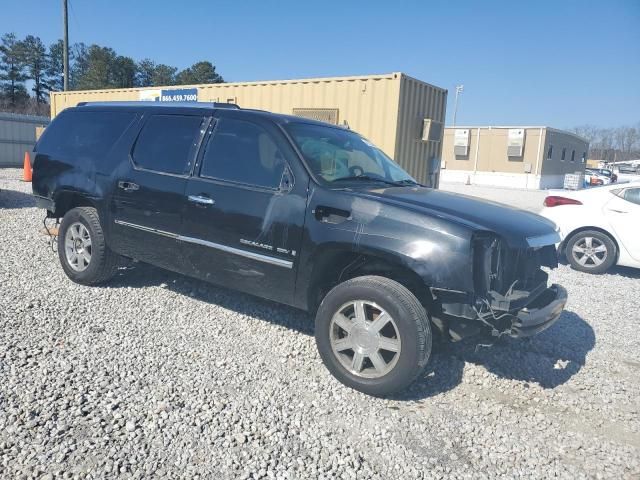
510;284;567;337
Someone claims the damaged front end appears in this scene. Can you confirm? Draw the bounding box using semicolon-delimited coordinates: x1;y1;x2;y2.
434;232;567;341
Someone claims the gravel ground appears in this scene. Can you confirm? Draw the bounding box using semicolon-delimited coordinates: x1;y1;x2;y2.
1;167;639;479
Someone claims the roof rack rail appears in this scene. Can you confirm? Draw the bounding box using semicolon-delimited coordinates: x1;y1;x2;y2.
75;101;240;109
212;102;240;109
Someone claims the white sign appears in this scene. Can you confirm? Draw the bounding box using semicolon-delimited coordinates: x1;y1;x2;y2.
139;89;162;102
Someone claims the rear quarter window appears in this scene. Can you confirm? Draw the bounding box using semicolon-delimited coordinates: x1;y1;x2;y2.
131;114;204;175
36;110;136;160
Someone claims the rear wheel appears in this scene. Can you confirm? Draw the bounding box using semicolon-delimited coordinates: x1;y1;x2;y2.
315;276;431;396
58;207;122;285
565;230;616;274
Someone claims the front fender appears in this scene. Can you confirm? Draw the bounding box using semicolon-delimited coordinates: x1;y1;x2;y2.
354;230;474;292
297;187;477;309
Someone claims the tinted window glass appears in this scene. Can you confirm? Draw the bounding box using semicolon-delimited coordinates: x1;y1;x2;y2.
132;115;203;175
285;122;415;184
623;188;640;206
37;110;135;159
201;118;285;188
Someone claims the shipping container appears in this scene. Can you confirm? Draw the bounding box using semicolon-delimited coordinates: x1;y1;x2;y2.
50;73;447;185
0;113;49;167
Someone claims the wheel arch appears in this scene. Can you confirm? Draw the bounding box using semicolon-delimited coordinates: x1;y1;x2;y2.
305;244;432;314
52;191;100;218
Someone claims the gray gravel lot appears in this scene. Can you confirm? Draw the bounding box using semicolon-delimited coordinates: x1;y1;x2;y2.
1;168;639;479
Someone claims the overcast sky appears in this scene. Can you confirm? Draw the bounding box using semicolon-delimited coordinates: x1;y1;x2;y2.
2;0;638;128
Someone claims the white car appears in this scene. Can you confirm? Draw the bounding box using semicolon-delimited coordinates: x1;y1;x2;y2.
540;181;640;273
584;169;611;187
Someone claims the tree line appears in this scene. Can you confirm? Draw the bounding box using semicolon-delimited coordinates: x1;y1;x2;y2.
0;32;224;117
572;124;640;163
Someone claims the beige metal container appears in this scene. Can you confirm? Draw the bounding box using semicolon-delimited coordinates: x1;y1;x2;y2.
50;73;447;184
442;126;588;189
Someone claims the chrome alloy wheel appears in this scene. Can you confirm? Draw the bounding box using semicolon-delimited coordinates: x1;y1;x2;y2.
329;300;402;379
571;236;607;268
64;222;92;272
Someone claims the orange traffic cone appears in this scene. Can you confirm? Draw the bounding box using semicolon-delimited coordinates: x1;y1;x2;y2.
23;151;32;182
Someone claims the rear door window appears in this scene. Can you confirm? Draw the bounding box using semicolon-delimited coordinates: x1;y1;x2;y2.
37;110;136;159
132;114;204;175
199;118;286;189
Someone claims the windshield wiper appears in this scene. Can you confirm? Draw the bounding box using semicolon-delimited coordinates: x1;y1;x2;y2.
393;178;423;186
333;175;413;187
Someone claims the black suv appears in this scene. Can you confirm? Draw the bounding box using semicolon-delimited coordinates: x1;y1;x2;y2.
32;102;567;396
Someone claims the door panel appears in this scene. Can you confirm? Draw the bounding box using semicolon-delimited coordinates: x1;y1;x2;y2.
108;113;208;272
110;170;187;271
605;189;640;261
182;179;305;303
181;115;307;305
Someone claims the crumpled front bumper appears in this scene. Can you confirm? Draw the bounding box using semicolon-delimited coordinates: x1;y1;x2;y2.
509;284;567;337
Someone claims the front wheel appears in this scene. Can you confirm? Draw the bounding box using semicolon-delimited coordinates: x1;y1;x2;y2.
58;207;122;285
315;276;432;396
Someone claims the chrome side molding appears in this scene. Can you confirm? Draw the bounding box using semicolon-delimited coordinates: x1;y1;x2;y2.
114;220;293;269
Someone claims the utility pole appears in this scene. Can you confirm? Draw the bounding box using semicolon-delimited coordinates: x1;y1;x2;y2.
452;84;464;127
63;0;69;91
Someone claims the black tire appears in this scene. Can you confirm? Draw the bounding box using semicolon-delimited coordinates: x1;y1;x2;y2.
565;229;617;274
315;276;432;396
57;206;121;285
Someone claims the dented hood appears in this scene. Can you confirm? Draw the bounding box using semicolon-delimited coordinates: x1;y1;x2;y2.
359;186;559;249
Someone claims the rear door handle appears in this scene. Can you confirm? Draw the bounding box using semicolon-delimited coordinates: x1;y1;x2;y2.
188;195;215;205
118;181;139;191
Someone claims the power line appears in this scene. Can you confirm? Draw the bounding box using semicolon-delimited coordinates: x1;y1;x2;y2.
67;0;82;36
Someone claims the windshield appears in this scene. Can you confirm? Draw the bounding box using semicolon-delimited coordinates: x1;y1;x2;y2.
285;122;417;186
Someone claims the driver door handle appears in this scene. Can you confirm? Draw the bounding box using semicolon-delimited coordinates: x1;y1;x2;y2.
188;195;215;205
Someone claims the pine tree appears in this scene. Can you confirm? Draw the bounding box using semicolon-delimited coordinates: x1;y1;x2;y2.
152;64;177;86
74;45;117;90
70;42;89;90
21;35;50;103
176;61;223;85
112;56;136;88
135;58;156;87
47;40;65;92
0;33;28;106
